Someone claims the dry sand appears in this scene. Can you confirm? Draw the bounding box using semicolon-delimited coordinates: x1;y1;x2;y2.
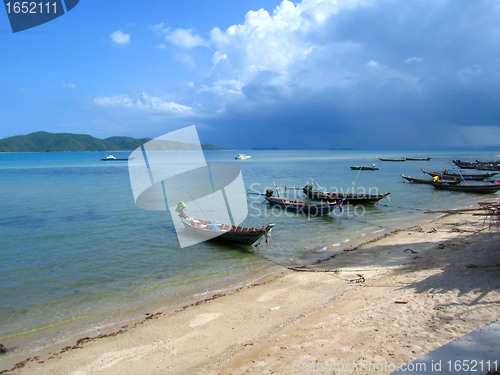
2;210;499;374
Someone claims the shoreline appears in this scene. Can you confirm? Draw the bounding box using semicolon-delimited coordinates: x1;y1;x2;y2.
2;202;499;374
0;202;443;367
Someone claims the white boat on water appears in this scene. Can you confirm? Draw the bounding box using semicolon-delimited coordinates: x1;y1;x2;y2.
101;155;134;161
235;154;252;160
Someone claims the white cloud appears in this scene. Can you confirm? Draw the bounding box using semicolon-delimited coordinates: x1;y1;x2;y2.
165;28;208;49
110;30;131;46
94;93;192;115
367;60;381;69
405;56;423;64
62;83;77;89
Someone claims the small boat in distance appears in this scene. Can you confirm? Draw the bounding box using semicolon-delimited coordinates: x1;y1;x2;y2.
405;156;431;161
235;154;252;160
101;154;133;161
378;157;406;162
350;165;379;170
176;203;274;246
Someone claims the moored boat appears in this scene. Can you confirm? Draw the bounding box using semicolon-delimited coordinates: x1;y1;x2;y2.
235;154;252;160
350;165;379;170
401;174;461;185
301;184;390;204
264;190;338;215
431;182;500;194
378;157;406;162
101;154;133;161
422;169;498;181
177;204;273;246
405;156;431;161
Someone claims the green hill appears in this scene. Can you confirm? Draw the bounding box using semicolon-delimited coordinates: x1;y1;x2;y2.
0;132;228;152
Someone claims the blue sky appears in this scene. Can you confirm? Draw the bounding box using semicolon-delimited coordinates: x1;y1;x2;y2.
1;0;500;150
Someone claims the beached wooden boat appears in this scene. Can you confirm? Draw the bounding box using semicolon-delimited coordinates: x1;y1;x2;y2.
179;214;274;246
401;174;461;185
301;184;390;204
378;157;406;162
432;182;500;194
422;169;498;181
350;165;379;170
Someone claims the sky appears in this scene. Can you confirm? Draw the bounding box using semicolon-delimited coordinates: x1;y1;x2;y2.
1;0;500;150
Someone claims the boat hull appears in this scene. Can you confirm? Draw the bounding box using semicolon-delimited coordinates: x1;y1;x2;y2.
422;169;498;181
432;183;500;194
303;187;389;204
350;166;379;170
264;196;337;215
181;218;274;246
401;175;461;185
378;158;406;162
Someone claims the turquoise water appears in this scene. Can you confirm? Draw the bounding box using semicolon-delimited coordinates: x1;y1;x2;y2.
0;150;498;355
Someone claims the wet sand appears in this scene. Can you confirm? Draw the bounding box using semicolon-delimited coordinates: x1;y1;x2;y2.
2;209;499;374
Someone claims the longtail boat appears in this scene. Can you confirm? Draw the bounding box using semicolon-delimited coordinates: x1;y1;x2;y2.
350;165;379;170
422;169;498;181
301;184;390;205
177;206;274;246
453;159;500;170
401;174;461;185
405;156;431;161
264;190;338;215
432;182;500;194
378;157;406;162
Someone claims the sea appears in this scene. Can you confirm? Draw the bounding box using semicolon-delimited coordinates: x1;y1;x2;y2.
0;150;498;364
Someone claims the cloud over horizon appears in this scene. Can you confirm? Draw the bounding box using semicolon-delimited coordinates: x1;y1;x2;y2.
95;0;500;149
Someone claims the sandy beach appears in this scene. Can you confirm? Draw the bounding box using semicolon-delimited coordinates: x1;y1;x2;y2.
2;207;499;375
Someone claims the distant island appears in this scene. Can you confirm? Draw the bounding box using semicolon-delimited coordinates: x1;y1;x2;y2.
0;131;228;152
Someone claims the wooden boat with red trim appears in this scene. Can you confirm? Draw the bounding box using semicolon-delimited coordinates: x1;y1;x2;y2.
177;206;274;246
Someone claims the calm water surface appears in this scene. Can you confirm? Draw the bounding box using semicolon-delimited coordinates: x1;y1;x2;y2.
0;150;498;357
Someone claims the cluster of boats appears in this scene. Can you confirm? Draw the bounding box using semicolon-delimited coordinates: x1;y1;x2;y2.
176;156;500;248
178;179;392;247
402;164;500;194
453;159;500;171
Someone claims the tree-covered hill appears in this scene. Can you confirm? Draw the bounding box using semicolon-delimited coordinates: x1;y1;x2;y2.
0;132;228;152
